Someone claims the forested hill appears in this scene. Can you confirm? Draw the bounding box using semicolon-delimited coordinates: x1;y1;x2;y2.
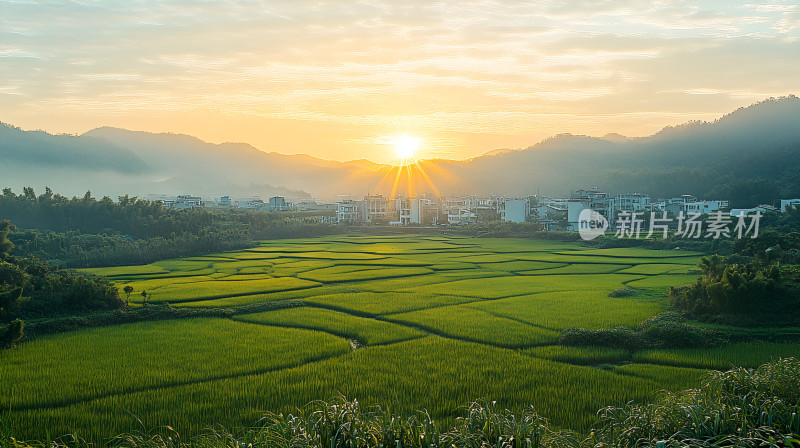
432;95;800;204
2;96;800;204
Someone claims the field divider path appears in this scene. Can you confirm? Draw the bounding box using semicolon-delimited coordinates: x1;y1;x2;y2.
150;285;322;305
376;310;560;350
6;320;436;414
243;302;561;351
228;316;426;349
468;304;562;333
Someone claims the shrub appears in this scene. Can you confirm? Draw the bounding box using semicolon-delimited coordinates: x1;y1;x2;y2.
0;318;24;348
559;326;643;351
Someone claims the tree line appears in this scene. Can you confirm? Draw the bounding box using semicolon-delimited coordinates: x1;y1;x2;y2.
0;187;340;267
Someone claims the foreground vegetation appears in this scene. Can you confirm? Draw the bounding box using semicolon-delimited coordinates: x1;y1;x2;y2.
3;358;799;448
3;235;799;443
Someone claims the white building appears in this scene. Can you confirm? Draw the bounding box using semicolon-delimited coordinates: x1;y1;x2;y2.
613;193;650;213
682;200;729;215
665;195;729;215
780;199;800;213
239;198;266;210
533;205;566;230
498;198;530;223
173;195;203;210
269;196;291;211
444;195;479;224
363;194;388;223
565;189;612;230
730;205;779;216
336;197;362;223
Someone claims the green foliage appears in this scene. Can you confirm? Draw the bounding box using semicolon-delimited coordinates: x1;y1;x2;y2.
559;314;718;351
5;358;800;447
2;335;694;442
634;342;800;370
0;223;124;323
8;235;798;442
593;358;800;447
669;255;799;319
1;187;340;268
0;220;14;259
0;286;23;319
387;305;560;347
559;326;644;351
0;318;349;410
233;307;424;345
523;345;630;365
0;318;24;348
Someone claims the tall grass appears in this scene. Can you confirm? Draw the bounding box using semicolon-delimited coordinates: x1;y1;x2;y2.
469;290;663;331
3;336;689;442
633;342;800;370
303;291;476;316
5;359;798;448
13;234;751;442
0;318;349;410
385;307;561;347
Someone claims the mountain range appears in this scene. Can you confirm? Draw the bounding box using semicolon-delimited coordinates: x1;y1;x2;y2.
1;96;799;207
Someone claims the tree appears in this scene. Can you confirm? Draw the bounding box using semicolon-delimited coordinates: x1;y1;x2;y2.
123;285;134;306
141;290;149;306
0;318;24;348
0;220;14;259
0;286;23;321
698;255;725;281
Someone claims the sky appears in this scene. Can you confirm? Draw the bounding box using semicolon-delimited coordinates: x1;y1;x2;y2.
1;1;799;164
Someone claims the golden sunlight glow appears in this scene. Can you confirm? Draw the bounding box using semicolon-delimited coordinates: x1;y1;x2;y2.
393;135;421;160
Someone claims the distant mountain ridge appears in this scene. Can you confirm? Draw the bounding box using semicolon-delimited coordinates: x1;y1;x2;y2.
1;96;799;205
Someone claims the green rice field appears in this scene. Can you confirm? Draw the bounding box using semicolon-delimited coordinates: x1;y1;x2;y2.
4;235;800;441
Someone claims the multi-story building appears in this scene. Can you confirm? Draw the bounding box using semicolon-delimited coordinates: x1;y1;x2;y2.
336;196;362;223
498;198;530;223
533;204;567;230
613;193;650;214
269;196;291;211
443;195;479;224
566;188;612;230
392;196;438;225
781;199;800;213
239;197;266;210
217;195;232;207
295;200;337;212
363;194;389;223
173;195;203;210
664;195;729;215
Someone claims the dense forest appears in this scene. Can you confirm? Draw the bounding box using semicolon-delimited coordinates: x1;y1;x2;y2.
0;187;340;267
1;220;122;347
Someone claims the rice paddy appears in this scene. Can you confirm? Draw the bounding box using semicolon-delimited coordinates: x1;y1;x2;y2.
4;234;800;442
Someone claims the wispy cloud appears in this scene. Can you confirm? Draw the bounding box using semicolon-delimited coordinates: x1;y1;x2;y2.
0;0;798;162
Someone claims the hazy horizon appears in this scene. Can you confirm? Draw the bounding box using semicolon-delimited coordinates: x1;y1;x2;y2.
2;1;799;164
3;94;796;166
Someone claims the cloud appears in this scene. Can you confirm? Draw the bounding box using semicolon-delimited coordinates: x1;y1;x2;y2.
0;0;798;161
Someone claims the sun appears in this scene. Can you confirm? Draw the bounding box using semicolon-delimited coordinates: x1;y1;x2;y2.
393;135;421;160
